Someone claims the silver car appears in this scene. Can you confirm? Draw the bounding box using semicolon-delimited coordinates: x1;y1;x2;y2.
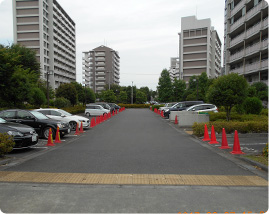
185;104;218;113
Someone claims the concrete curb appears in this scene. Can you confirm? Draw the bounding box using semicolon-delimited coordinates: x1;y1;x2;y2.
0;157;14;166
239;157;268;172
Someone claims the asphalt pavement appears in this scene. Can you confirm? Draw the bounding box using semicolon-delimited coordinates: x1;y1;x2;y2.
0;108;268;213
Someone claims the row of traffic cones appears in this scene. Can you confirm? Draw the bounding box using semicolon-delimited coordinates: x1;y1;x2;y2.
203;124;244;154
154;108;165;118
46;126;63;146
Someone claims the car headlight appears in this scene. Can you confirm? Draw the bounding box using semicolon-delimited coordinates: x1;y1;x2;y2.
7;131;24;137
79;120;85;122
57;123;63;128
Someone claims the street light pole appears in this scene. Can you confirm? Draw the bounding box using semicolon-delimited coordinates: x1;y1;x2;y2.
47;70;53;107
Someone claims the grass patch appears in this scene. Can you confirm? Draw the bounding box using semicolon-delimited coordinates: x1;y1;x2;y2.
244;155;268;166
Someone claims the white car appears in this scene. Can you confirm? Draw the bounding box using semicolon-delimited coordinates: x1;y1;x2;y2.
159;102;177;111
33;108;90;130
185;104;218;113
85;104;110;116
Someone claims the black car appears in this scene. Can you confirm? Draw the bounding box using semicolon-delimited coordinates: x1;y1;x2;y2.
108;103;121;112
163;101;204;118
0;109;70;139
0;117;39;148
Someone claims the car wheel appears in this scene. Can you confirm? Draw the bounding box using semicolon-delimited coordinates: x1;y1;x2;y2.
86;112;90;117
42;127;55;139
69;121;77;131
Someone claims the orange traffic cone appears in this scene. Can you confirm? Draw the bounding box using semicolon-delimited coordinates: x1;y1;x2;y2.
230;130;245;154
79;121;84;133
54;126;62;143
209;125;219;144
175;115;178;124
112;111;115;116
46;128;55;146
74;122;80;135
219;128;231;149
202;124;210;141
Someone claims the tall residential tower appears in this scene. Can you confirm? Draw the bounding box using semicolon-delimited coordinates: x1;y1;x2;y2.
13;0;76;89
223;0;268;85
83;45;120;93
179;16;222;83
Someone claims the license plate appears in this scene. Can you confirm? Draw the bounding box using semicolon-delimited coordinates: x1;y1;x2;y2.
32;135;37;142
68;128;70;133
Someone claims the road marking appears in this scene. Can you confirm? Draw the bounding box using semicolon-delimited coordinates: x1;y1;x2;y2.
0;171;267;186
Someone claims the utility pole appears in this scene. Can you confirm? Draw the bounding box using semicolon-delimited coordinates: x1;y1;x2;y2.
131;81;133;104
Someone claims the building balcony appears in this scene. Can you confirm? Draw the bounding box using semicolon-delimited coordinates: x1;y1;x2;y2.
230;16;245;32
246;22;261;39
261;59;268;70
230;66;244;74
95;57;105;61
231;0;246;17
245;42;260;57
230;32;245;47
245;61;260;74
230;49;244;62
95;52;105;56
246;1;263;22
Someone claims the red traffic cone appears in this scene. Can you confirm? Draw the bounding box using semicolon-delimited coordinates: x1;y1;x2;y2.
54;126;62;143
46;128;55;146
112;111;115;116
202;124;210;141
79;121;84;133
220;128;231;149
175;115;178;124
154;108;157;113
116;110;118;115
90;117;95;128
74;122;80;135
230;130;245;154
150;106;152;111
209;125;219;144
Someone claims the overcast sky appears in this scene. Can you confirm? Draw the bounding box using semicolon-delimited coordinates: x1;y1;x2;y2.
0;0;225;90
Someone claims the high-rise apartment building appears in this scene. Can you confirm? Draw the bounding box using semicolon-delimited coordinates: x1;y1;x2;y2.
223;0;268;85
82;45;120;93
13;0;76;89
168;57;180;81
179;16;222;83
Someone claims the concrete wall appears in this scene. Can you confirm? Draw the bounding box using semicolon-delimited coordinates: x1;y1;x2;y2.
169;111;209;127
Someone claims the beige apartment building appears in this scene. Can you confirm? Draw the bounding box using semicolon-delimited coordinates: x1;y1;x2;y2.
83;45;120;93
179;16;222;83
168;57;180;82
13;0;76;89
223;0;268;85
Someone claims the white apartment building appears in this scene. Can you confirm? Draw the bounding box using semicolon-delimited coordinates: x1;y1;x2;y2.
168;57;180;82
13;0;76;89
223;0;268;85
83;45;120;93
179;16;222;83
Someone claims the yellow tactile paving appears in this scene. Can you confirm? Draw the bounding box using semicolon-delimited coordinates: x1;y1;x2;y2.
0;171;267;186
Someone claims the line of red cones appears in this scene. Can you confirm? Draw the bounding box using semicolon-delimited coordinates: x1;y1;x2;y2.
46;107;126;146
203;124;244;154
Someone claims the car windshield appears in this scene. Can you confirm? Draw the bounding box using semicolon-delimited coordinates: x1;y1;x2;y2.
30;111;49;120
58;109;72;116
167;103;176;107
0;118;7;123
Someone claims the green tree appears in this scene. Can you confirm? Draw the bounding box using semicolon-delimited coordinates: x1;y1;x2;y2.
30;87;46;107
71;82;85;104
118;91;127;103
251;82;268;101
0;44;40;107
85;87;96;103
172;78;186;101
140;86;151;101
157;69;172;102
101;90;116;103
136;90;147;104
56;83;78;106
207;73;248;121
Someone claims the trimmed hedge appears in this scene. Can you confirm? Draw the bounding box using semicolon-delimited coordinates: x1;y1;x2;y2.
193;121;268;137
0;133;15;156
151;105;165;112
208;112;268;122
117;104;151;108
63;105;85;114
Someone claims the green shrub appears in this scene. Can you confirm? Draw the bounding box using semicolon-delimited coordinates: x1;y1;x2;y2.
243;97;263;115
0;133;15;156
53;97;71;108
63;105;85;114
261;108;268;116
151;104;164;111
263;143;268;157
193;121;268;137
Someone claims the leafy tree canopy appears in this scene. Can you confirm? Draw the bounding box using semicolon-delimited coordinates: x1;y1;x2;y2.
157;69;173;102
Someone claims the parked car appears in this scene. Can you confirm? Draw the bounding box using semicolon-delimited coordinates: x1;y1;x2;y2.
0;109;70;139
185;104;218;113
91;102;111;111
108;103;121;112
85;104;110;117
159;102;177;112
0;117;39;148
163;101;204;118
33;108;90;131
